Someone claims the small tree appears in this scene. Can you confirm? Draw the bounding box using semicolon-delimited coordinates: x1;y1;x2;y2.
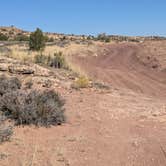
29;28;46;51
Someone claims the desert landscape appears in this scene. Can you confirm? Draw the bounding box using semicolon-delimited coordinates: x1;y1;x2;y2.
0;26;165;166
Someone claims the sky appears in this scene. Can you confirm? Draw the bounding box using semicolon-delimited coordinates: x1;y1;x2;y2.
0;0;166;36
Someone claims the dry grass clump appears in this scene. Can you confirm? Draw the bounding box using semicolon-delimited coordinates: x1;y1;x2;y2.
71;75;90;89
1;45;35;63
34;51;68;69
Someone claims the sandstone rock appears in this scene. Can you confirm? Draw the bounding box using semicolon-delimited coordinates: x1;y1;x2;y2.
0;64;8;71
8;65;35;74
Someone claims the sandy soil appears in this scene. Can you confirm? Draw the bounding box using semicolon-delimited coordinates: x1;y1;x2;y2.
0;88;166;166
0;42;166;166
72;42;166;98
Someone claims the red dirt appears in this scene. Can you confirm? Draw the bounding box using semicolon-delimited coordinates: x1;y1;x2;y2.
72;42;166;98
0;89;166;166
0;42;166;166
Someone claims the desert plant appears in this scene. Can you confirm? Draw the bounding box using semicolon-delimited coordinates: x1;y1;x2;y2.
72;76;89;89
0;114;13;143
0;89;65;126
49;52;66;69
48;37;54;42
0;75;21;96
0;33;8;41
29;28;46;51
14;34;29;41
97;33;110;42
105;37;110;43
34;52;68;69
34;53;47;64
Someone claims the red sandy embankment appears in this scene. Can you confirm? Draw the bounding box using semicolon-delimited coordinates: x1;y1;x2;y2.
72;42;166;98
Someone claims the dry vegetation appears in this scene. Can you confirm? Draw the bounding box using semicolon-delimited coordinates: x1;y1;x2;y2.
0;73;66;143
71;75;90;89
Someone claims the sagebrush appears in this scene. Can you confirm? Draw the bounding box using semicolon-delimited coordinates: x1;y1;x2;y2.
0;114;13;143
0;89;65;126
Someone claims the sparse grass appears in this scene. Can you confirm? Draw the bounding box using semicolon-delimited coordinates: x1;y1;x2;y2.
0;42;98;61
2;45;35;63
0;42;98;85
34;51;68;69
34;53;47;64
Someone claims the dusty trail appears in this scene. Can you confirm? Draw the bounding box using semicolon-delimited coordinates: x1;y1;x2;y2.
72;43;166;98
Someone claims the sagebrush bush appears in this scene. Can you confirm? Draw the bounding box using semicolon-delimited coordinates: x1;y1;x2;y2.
0;89;65;126
0;115;13;143
0;75;21;96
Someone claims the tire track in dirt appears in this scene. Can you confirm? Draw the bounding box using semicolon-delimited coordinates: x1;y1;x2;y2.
72;43;166;98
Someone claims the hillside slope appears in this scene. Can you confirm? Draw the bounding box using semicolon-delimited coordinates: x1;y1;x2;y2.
71;42;166;98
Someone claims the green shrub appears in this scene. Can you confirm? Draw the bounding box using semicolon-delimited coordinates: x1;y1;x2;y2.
0;90;65;126
0;33;8;41
29;28;46;51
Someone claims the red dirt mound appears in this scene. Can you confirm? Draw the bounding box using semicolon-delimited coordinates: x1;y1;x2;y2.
72;43;166;98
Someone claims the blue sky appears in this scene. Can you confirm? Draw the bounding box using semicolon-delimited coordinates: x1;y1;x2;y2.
0;0;166;36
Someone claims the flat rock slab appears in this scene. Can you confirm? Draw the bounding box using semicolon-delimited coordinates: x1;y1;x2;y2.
8;65;35;74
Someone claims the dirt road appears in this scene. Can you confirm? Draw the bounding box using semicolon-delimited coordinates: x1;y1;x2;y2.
72;43;166;98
